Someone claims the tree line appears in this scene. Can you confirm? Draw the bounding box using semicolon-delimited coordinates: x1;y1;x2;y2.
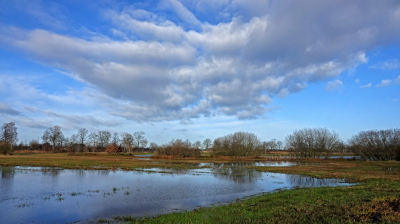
1;122;399;160
40;126;152;153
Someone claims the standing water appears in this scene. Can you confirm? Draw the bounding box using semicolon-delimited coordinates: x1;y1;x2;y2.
0;165;350;223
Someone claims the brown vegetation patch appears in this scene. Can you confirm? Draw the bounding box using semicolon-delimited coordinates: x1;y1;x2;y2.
351;197;400;223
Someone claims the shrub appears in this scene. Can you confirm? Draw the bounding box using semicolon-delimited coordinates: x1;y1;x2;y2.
211;132;262;157
285;128;341;158
156;139;200;157
349;129;400;161
105;143;122;154
0;140;12;155
29;140;40;151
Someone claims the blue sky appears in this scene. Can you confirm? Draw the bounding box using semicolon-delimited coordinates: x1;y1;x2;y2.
0;0;399;145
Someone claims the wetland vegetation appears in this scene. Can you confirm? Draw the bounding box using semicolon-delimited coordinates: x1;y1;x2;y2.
1;153;400;223
1;122;399;223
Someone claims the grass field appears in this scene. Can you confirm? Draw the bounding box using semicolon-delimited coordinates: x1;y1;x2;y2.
0;152;300;170
1;153;399;223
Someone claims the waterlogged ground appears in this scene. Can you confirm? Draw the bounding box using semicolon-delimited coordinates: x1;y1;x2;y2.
0;164;350;223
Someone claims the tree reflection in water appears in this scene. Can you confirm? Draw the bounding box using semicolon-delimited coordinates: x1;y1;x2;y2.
41;167;63;176
211;163;261;184
286;175;344;187
1;167;16;179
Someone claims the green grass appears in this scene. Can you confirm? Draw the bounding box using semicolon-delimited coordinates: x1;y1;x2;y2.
118;160;400;224
0;153;207;170
118;181;400;223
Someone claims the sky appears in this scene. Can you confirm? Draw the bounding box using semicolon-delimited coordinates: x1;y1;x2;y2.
0;0;399;145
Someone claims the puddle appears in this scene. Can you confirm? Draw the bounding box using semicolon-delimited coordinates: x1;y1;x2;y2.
133;154;153;157
0;165;350;223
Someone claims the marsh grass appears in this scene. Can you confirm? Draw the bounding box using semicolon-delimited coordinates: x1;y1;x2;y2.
1;152;399;223
70;192;83;196
112;187;119;193
115;160;400;224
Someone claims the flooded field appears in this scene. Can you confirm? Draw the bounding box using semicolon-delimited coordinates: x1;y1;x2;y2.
0;165;350;223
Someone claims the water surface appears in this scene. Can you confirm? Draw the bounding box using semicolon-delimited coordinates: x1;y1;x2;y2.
0;165;350;223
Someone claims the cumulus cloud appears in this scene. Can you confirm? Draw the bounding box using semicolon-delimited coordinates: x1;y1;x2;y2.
376;79;393;87
360;83;372;88
1;0;400;122
326;80;343;91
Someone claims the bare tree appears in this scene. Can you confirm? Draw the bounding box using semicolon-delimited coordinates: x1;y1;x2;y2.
193;141;202;149
42;126;64;152
112;132;120;145
202;138;212;150
267;139;277;151
88;132;99;152
70;134;78;145
1;122;18;152
285;128;341;158
98;131;111;148
77;128;88;145
185;139;192;148
58;134;66;150
149;142;158;150
212;132;262;157
349;129;400;161
133;131;148;149
276;140;283;150
122;133;134;152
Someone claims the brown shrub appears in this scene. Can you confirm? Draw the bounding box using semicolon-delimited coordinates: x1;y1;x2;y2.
155;139;200;157
105;143;123;154
351;196;400;222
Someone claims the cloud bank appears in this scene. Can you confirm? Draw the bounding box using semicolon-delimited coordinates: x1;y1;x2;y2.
1;0;400;123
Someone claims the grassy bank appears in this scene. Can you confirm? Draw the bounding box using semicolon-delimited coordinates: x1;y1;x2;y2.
116;160;400;224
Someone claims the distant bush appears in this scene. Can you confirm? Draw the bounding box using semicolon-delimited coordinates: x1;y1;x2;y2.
211;132;262;157
105;143;123;154
156;139;201;157
349;129;400;161
67;144;86;153
0;140;12;155
29;140;40;151
285;128;341;158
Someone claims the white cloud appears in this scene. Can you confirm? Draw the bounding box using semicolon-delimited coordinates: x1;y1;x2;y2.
326;80;343;91
376;79;393;87
163;0;202;27
395;75;400;84
354;78;360;84
1;0;400;122
369;59;400;70
360;83;372;88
